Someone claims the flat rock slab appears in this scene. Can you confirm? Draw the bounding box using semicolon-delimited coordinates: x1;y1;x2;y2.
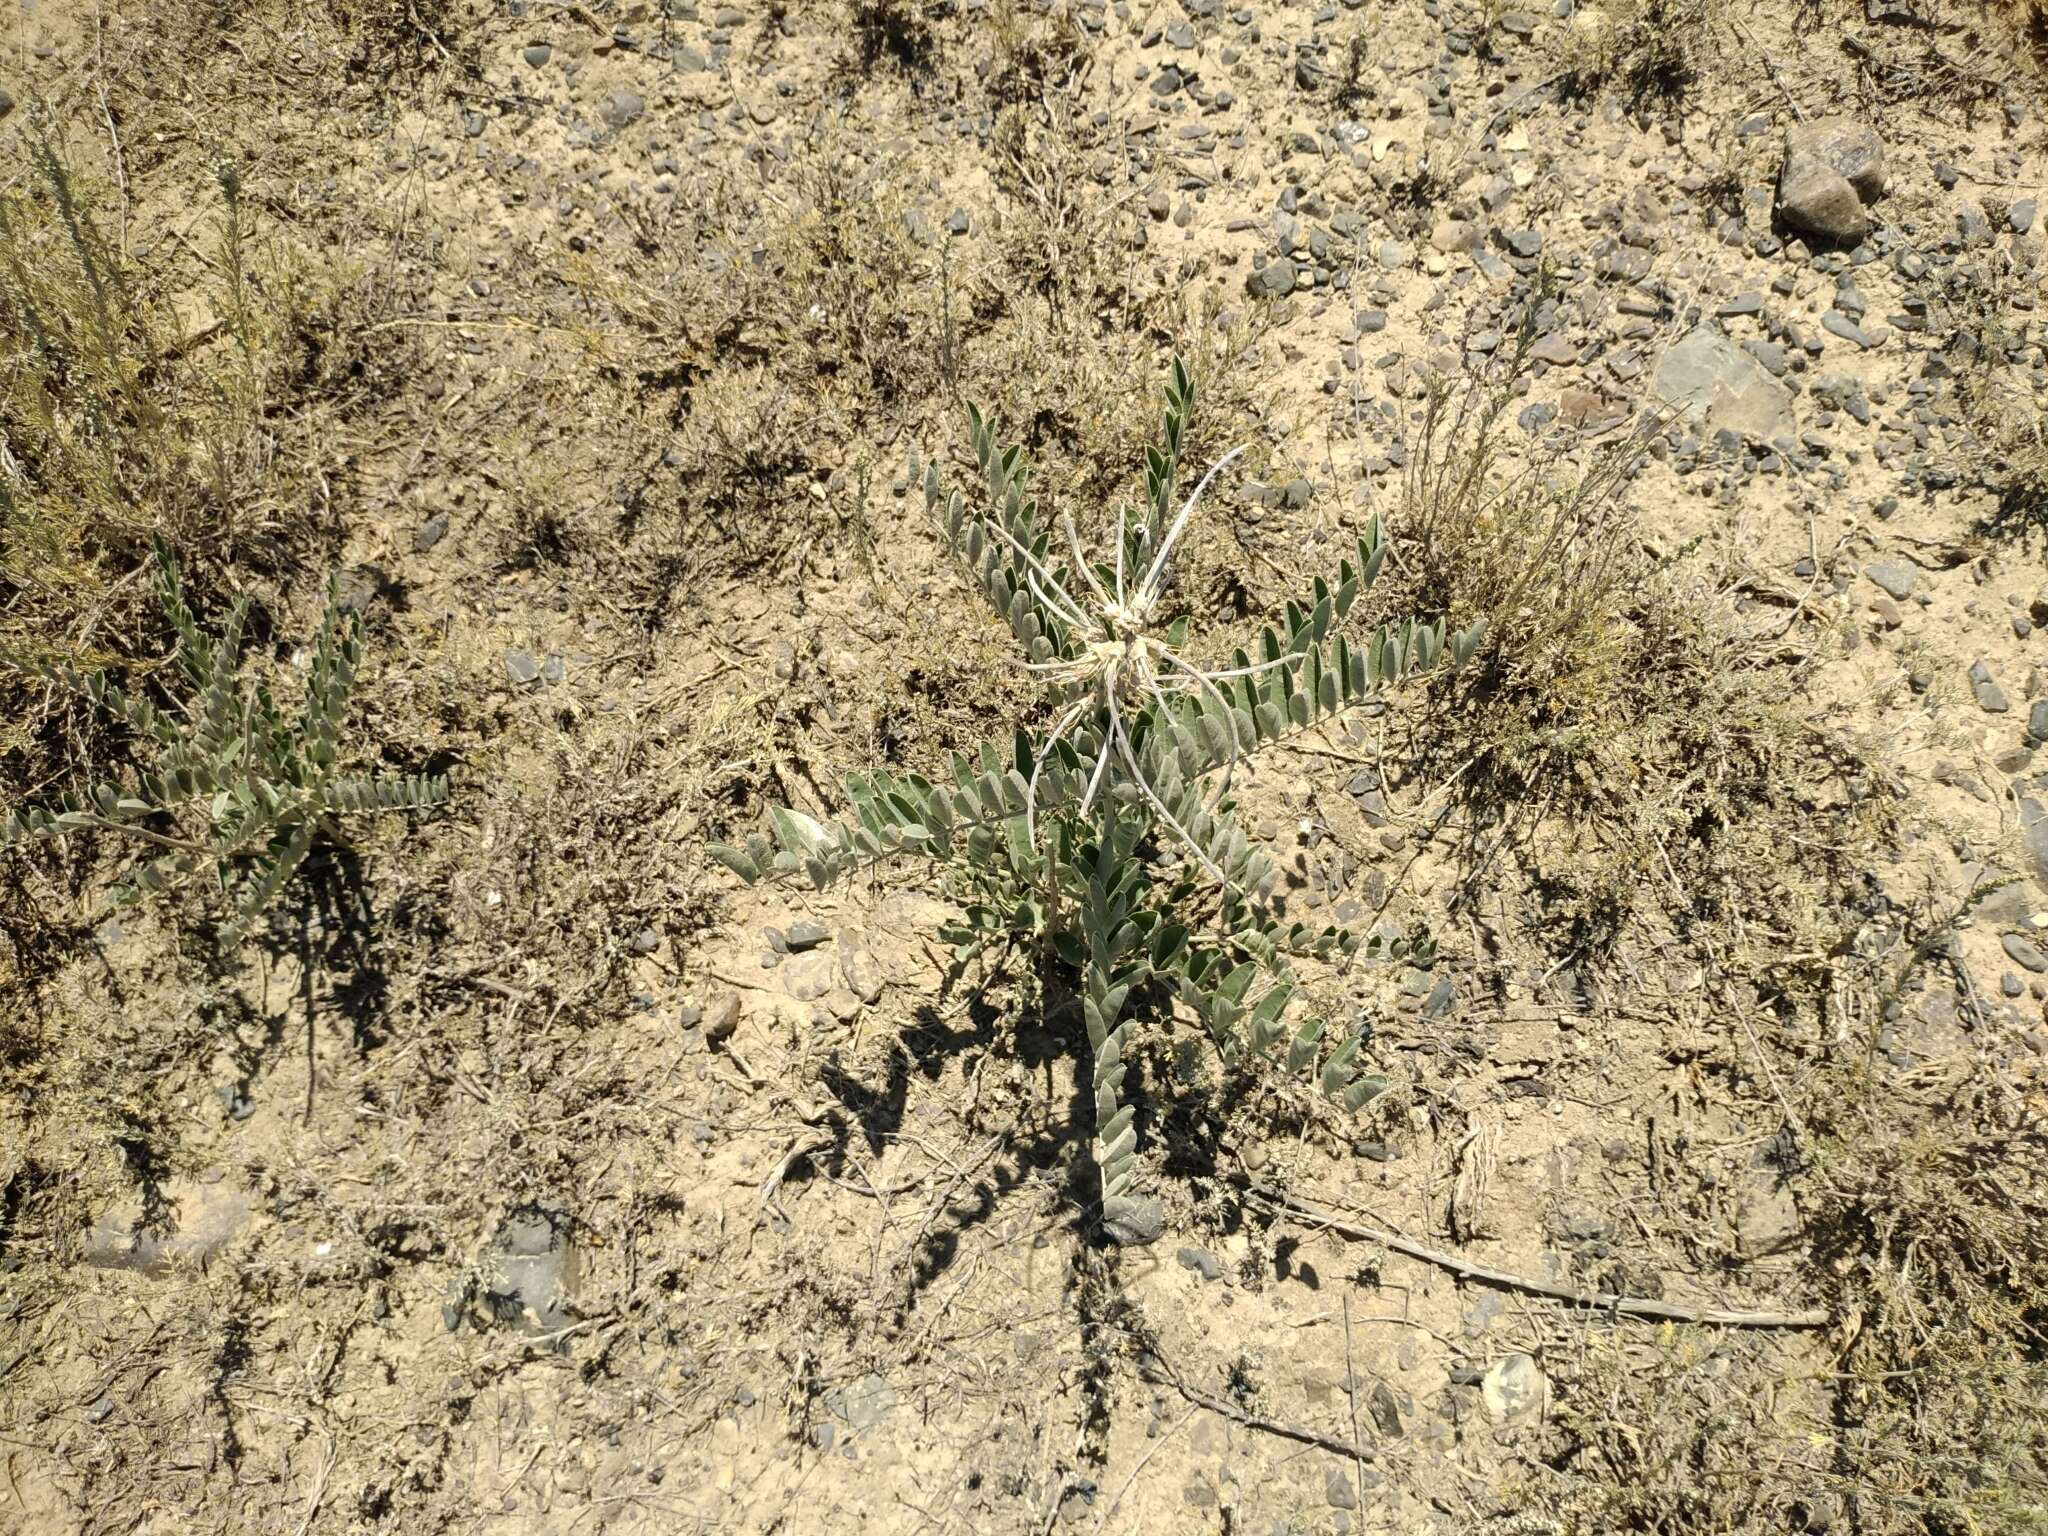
1653;326;1795;444
482;1206;580;1332
82;1175;255;1274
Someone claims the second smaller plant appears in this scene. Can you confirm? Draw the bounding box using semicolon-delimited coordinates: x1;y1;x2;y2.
3;540;448;941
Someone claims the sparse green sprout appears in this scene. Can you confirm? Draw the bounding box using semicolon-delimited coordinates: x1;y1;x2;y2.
712;360;1481;1240
2;539;448;942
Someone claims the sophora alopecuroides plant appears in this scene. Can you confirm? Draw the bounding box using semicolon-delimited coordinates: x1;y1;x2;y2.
2;539;448;941
712;361;1482;1241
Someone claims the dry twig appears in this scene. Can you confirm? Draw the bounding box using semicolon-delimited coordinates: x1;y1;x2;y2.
1253;1183;1829;1329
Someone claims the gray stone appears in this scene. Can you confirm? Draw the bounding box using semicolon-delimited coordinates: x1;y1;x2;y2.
781;950;838;1002
1176;1246;1223;1281
1101;1194;1165;1245
1248;256;1298;297
819;987;863;1023
2001;934;2048;974
1326;1465;1359;1509
1778;118;1885;244
1970;661;2010;714
785;919;829;950
82;1175;254;1274
1480;1353;1547;1422
703;993;741;1043
1653;326;1796;443
522;42;552;67
2028;699;2048;744
837;945;884;1004
1864;562;1917;600
601;90;645;130
1368;1382;1404;1436
825;1372;897;1432
504;649;541;687
484;1207;579;1332
2013;199;2039;235
415;512;450;553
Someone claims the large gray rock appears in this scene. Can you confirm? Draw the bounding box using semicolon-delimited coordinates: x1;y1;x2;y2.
1653;327;1796;443
482;1207;580;1332
1778;119;1886;244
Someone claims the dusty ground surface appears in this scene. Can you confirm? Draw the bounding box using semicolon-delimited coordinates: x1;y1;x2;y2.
3;0;2047;1531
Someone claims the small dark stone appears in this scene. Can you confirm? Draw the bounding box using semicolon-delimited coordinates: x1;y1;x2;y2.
504;649;541;687
1368;1382;1404;1436
415;512;450;553
1969;660;2010;714
522;42;552;66
785;920;830;950
1326;1465;1359;1509
1176;1246;1224;1281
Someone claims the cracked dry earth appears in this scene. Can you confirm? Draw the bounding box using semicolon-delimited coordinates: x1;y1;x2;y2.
2;0;2046;1533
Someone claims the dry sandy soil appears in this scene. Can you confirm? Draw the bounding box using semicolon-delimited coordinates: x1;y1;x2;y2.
3;0;2047;1532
